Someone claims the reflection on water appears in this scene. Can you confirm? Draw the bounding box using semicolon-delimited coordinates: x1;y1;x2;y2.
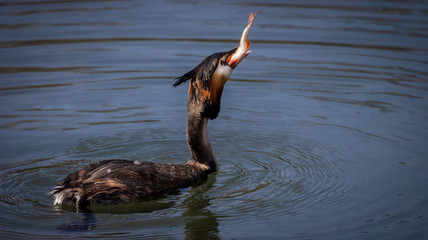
56;175;218;237
184;175;219;240
1;0;428;239
57;213;96;233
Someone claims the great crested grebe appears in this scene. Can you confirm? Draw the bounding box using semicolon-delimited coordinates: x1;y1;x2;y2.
51;12;256;211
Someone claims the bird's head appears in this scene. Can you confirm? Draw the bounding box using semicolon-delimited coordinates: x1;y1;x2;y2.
173;12;255;120
173;48;241;120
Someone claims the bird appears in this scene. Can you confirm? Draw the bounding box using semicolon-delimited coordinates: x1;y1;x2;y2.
51;12;256;211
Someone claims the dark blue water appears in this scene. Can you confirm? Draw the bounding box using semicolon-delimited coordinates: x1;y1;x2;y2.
1;0;428;239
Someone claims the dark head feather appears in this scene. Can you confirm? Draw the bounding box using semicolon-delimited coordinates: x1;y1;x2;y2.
173;48;237;88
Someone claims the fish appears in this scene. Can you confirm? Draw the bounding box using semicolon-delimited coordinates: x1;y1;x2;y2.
227;11;256;68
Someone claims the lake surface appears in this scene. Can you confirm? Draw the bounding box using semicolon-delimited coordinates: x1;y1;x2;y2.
1;0;428;239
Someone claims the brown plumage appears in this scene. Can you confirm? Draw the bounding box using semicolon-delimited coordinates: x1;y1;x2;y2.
51;159;208;209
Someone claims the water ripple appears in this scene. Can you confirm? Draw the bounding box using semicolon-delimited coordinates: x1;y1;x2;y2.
210;129;347;222
1;0;427;238
0;38;423;53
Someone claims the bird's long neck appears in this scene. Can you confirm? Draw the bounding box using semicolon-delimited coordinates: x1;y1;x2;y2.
185;97;217;173
179;53;235;173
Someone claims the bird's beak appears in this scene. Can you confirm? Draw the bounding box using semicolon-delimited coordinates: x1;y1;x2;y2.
227;48;252;69
226;12;256;68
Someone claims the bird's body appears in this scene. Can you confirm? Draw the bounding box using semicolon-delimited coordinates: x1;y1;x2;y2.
51;159;209;209
51;12;256;211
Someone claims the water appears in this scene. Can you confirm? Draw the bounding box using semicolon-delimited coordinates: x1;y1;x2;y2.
1;0;428;239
